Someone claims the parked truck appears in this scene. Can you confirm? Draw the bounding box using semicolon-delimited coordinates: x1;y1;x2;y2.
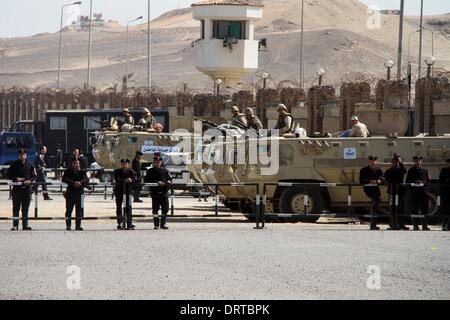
0;131;38;177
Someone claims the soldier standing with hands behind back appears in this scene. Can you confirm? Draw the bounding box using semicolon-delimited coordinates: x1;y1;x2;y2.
406;156;431;231
7;149;36;231
132;151;143;203
145;155;173;230
383;153;409;230
62;159;89;231
114;159;136;230
360;155;383;230
439;159;450;231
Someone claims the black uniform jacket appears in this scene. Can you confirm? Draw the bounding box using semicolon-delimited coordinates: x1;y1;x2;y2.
145;167;173;195
406;166;430;185
132;158;142;178
439;167;450;195
62;169;89;195
7;160;37;190
114;169;136;194
360;166;383;185
384;162;406;194
34;154;48;173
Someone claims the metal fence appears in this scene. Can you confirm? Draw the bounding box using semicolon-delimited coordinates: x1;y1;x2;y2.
261;182;450;229
1;178;449;230
0;180;264;229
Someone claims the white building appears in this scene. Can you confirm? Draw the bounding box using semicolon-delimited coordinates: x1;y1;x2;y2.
191;0;264;86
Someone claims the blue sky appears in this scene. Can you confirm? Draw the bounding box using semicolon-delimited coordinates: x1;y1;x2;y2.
1;0;449;38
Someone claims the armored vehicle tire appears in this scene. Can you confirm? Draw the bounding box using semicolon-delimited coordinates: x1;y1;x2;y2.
403;191;439;225
241;201;281;223
278;186;323;223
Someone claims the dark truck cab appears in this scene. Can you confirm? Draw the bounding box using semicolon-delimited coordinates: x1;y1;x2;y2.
0;132;38;177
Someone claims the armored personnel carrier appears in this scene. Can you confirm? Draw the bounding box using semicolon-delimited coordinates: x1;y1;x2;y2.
187;110;450;222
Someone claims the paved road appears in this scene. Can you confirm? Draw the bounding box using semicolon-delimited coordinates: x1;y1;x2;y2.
0;187;449;300
1;221;449;300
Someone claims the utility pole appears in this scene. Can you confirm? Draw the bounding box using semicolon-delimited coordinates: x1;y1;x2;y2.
148;0;151;92
300;0;305;88
86;0;93;89
418;0;424;78
397;0;405;81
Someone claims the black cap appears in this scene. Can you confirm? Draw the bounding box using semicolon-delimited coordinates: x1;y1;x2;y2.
17;149;27;154
413;155;423;161
120;159;130;164
368;155;378;161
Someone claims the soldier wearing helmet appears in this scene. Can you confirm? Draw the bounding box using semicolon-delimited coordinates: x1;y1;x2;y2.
230;106;247;128
274;104;295;134
139;108;156;130
122;108;135;126
244;108;263;131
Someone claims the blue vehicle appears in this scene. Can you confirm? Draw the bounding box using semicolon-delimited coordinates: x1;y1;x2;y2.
0;132;38;177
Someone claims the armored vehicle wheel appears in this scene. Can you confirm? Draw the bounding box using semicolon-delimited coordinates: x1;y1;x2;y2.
278;186;323;223
403;190;439;225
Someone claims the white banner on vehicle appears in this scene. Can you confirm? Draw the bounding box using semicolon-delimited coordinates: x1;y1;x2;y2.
141;145;180;155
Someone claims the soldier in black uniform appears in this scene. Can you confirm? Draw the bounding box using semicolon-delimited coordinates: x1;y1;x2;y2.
34;146;52;200
114;159;136;230
383;153;409;230
132;151;143;203
145;155;173;230
406;156;431;231
62;159;89;231
7;149;36;231
360;155;384;230
439;159;450;231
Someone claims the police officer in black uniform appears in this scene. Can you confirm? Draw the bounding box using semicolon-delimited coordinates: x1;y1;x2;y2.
406;156;431;231
132;151;143;203
145;155;173;230
439;159;450;231
114;159;136;230
62;159;89;231
383;153;409;230
34;146;52;200
360;155;384;230
7;149;36;231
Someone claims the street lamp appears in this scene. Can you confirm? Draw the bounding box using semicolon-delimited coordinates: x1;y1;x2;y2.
125;16;143;94
384;59;395;80
261;72;269;89
425;56;435;78
317;68;325;86
300;0;305;89
215;79;223;96
57;1;82;89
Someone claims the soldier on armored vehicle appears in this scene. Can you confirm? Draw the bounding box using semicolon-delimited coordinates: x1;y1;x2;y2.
138;108;157;130
274;104;295;135
340;115;370;138
230;106;247;128
244;108;263;132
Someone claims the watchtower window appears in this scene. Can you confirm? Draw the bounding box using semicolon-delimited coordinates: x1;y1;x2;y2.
212;21;246;40
200;20;205;39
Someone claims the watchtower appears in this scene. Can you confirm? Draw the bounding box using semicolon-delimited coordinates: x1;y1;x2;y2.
191;0;264;86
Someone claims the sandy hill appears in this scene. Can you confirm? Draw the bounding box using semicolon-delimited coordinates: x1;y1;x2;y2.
0;0;449;91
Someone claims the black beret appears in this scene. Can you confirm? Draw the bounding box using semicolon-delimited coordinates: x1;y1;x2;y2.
120;159;130;164
413;155;423;161
368;155;378;161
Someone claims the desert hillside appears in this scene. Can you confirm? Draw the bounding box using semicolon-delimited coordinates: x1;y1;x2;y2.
0;0;449;91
